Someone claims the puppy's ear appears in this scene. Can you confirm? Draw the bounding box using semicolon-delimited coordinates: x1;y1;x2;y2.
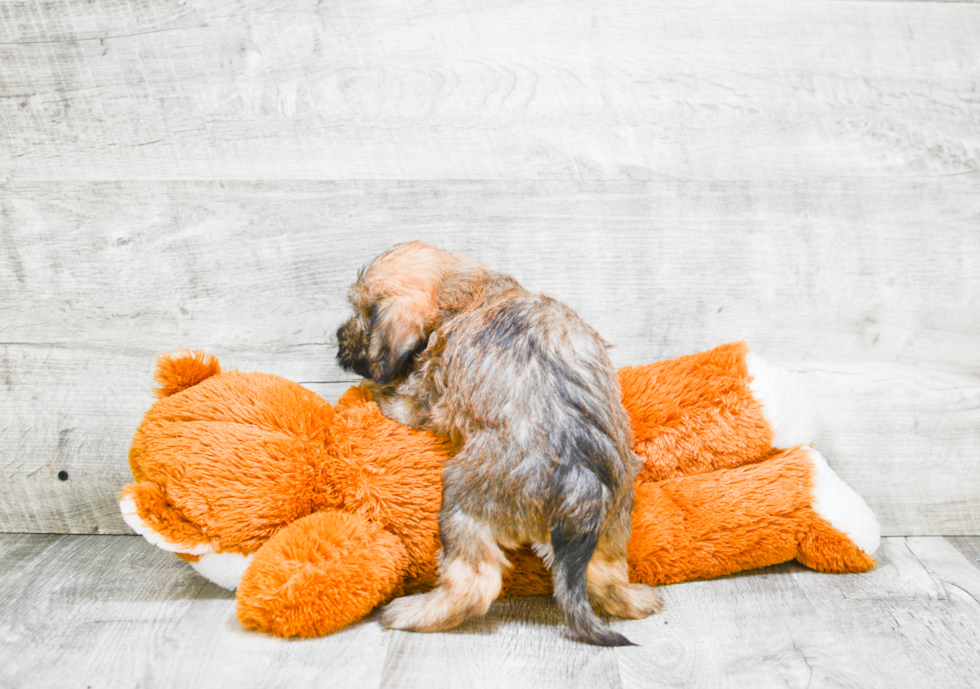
367;302;426;383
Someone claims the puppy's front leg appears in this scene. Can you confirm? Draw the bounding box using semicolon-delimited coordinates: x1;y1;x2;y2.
372;389;427;429
380;508;509;633
369;364;436;430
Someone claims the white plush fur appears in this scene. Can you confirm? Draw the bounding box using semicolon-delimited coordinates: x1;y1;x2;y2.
807;448;881;555
120;496;251;590
746;352;817;449
118;496;209;555
189;551;253;591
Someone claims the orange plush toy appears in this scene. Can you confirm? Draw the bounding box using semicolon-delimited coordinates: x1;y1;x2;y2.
120;342;879;638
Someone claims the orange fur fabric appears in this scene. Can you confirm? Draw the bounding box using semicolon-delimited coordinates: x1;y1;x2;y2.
120;342;880;638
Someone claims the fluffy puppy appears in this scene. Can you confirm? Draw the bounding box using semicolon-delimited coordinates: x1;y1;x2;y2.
336;242;662;646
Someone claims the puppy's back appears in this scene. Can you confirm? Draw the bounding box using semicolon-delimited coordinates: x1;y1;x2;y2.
432;292;637;524
438;291;633;467
433;292;639;645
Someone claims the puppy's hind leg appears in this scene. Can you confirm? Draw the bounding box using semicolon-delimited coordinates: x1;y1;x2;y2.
380;510;508;633
550;465;636;647
587;514;663;620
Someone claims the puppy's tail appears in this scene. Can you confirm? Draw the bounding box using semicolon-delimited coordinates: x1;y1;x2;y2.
550;465;635;647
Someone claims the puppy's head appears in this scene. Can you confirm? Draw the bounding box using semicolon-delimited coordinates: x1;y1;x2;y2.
336;242;477;383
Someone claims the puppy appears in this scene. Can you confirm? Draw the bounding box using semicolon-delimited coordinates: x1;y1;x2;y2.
336;242;662;646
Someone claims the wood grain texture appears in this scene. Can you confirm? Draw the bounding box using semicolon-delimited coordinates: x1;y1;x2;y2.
380;595;623;689
617;537;980;689
3;343;978;536
800;361;980;536
136;583;390;689
2;178;978;535
0;343;353;535
1;0;979;181
949;537;980;571
2;534;979;689
0;533;208;689
2;179;978;368
2;0;976;683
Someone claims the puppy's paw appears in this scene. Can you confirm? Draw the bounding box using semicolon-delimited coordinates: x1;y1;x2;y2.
380;592;450;633
599;583;664;619
379;594;425;631
623;583;664;618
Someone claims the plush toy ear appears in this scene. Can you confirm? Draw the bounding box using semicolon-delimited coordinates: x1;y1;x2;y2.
236;510;410;637
153;349;221;398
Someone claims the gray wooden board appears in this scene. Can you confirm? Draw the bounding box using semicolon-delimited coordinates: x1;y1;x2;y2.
2;344;979;537
1;0;979;182
949;536;980;572
3;179;979;369
0;533;208;689
1;534;979;689
616;537;980;689
1;178;979;536
134;584;390;689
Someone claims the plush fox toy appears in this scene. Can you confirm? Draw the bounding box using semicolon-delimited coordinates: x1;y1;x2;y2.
120;342;879;638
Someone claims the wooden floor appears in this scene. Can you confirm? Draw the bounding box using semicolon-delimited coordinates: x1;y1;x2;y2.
1;534;978;689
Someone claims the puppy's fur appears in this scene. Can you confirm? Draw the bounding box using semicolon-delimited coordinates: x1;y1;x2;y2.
337;242;662;646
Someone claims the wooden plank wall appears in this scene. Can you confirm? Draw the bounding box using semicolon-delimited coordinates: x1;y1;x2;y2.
1;0;978;536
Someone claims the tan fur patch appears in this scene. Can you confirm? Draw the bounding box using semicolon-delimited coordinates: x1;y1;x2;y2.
587;555;663;619
380;553;508;632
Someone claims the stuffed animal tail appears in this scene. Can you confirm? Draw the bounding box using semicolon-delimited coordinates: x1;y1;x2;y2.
153;349;221;398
